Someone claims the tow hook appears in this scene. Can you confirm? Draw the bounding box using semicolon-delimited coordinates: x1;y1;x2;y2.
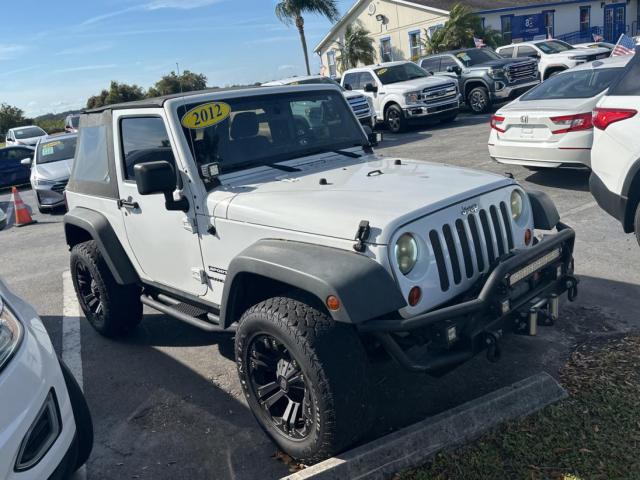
485;331;502;363
566;275;579;302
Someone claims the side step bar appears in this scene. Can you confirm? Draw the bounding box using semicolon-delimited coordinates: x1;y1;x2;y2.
140;294;232;333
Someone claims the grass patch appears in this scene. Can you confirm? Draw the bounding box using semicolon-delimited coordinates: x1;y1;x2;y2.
400;337;640;480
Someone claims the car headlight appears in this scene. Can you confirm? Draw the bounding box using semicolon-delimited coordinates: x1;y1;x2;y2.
511;190;524;221
570;55;588;61
488;67;505;78
0;297;23;371
34;177;56;187
405;91;421;105
395;233;419;275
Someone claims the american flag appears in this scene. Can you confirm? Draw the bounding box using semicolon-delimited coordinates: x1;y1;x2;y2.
612;34;637;57
593;33;604;42
474;37;485;48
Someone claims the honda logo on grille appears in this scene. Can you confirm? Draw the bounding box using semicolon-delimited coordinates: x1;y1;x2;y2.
461;204;479;216
520;115;529;124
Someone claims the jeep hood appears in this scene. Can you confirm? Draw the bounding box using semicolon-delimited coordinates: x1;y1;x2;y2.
383;76;455;93
213;154;513;245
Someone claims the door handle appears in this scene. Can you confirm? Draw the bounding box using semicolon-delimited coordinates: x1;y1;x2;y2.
117;199;139;210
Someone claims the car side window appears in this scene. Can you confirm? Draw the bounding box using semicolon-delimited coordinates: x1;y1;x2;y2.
6;148;30;160
421;58;440;73
517;46;539;58
0;150;7;161
498;47;514;58
359;72;375;89
343;73;360;91
439;56;459;72
120;117;176;181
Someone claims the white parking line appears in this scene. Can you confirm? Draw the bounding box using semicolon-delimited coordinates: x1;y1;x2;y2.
560;201;598;219
62;271;88;480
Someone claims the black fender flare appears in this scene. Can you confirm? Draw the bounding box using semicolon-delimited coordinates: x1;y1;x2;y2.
527;190;560;230
64;207;139;285
462;78;491;98
220;239;406;328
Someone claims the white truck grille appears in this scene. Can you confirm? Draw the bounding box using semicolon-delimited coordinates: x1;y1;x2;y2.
506;61;538;84
347;95;372;119
428;202;514;291
421;83;458;104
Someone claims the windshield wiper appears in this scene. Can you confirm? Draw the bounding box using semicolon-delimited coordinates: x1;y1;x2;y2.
268;163;300;172
332;149;361;158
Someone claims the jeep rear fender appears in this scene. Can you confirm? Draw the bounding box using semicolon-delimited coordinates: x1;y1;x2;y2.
220;239;406;328
64;207;139;285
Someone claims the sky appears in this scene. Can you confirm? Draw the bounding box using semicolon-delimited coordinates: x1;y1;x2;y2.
0;0;353;117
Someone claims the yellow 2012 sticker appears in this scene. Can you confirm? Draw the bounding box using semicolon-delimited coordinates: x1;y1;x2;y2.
181;102;231;129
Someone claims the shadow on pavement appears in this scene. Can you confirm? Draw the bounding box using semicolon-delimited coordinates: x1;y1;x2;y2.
524;168;591;192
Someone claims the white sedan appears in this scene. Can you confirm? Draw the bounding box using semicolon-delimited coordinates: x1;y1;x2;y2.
0;278;93;479
488;56;632;169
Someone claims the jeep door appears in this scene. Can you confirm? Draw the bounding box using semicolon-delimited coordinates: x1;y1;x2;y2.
113;111;207;296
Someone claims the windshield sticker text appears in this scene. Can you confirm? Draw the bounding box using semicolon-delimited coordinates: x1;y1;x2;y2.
181;102;231;130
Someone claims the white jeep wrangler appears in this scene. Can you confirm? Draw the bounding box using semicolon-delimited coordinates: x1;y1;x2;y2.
341;61;461;133
64;84;577;463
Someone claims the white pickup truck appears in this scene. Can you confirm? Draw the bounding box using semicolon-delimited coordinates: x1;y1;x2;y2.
497;40;610;80
341;61;461;133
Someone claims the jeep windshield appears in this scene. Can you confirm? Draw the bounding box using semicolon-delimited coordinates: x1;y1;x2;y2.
454;49;502;67
374;63;428;84
534;40;574;54
179;90;367;188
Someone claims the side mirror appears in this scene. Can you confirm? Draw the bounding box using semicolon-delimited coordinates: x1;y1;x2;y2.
446;65;461;74
364;83;378;93
134;160;189;212
344;83;353;91
20;157;32;166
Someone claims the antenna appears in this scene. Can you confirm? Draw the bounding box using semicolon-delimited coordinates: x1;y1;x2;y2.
176;62;185;95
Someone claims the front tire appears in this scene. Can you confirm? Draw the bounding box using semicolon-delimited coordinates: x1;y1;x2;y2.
385;104;407;133
235;295;370;463
70;240;142;337
467;87;491;114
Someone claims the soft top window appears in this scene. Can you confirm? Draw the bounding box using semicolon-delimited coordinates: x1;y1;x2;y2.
36;137;77;165
178;90;367;190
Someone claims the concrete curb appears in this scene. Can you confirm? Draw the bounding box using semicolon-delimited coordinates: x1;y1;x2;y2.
282;372;567;480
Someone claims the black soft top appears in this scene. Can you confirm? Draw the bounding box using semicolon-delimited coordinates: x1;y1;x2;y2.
83;85;261;113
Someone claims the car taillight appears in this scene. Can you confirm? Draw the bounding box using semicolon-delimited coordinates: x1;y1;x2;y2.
490;115;506;133
549;113;593;134
592;107;638;130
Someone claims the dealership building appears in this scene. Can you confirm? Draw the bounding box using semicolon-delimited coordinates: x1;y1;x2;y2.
315;0;640;76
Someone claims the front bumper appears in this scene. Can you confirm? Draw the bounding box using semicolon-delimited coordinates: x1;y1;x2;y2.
492;79;540;101
34;182;67;209
358;223;577;373
0;283;76;480
403;95;461;119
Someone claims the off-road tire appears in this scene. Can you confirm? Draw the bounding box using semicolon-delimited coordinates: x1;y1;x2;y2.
235;294;371;463
70;240;142;337
59;358;93;470
468;86;491;114
385;104;408;133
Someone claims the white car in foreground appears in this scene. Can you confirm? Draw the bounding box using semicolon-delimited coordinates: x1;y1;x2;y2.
589;48;640;244
489;56;631;169
0;279;93;479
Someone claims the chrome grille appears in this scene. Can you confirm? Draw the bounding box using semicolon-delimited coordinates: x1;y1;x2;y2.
428;201;515;292
347;95;372;119
51;180;68;194
506;61;538;84
421;83;458;104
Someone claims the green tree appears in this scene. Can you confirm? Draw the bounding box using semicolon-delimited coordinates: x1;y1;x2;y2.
336;21;376;72
0;103;28;139
275;0;340;75
147;70;208;98
421;3;503;54
86;81;146;109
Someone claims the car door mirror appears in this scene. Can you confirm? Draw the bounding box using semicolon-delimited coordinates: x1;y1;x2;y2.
20;157;32;166
134;160;189;212
344;83;353;90
446;65;461;74
364;83;378;93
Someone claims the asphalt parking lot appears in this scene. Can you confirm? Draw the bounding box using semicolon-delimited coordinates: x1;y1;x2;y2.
2;112;639;480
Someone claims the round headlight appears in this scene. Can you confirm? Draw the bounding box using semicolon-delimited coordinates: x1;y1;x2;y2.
395;233;418;275
511;190;524;221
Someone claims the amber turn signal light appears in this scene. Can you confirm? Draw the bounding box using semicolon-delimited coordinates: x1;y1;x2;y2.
326;295;341;311
524;228;533;246
408;286;422;307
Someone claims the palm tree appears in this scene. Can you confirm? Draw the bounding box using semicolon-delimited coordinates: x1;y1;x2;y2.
336;22;376;72
275;0;340;75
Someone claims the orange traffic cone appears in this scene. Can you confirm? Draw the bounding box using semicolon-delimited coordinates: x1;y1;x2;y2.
11;187;36;227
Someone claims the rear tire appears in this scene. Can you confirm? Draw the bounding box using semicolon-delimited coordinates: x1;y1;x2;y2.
467;87;491;114
385;104;407;133
59;359;93;470
235;294;371;463
70;240;142;337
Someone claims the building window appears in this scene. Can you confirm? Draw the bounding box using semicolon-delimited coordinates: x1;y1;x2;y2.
427;24;444;39
327;50;337;78
580;6;590;33
501;15;513;44
408;31;421;60
380;37;392;62
543;10;555;38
